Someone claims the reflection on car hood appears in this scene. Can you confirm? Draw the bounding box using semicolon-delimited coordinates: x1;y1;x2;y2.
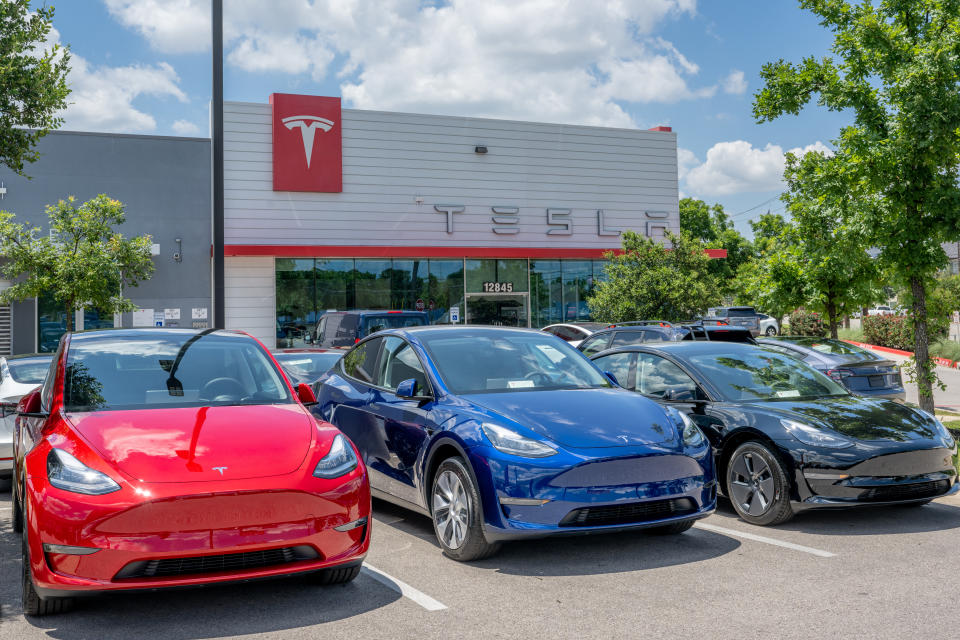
742;396;939;442
461;388;677;448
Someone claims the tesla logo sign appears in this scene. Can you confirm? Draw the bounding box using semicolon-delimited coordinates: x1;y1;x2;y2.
212;466;228;475
271;93;342;192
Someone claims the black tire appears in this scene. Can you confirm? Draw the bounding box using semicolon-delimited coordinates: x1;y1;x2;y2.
309;563;362;585
21;503;73;616
430;457;500;561
645;519;695;535
12;478;24;534
725;442;794;526
765;326;778;336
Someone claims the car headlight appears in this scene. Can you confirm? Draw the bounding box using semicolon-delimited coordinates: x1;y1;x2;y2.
47;448;121;495
481;423;557;458
781;419;854;448
313;434;359;478
914;409;956;447
664;406;706;447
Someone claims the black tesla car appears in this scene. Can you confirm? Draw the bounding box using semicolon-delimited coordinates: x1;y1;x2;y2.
590;342;958;526
757;336;905;402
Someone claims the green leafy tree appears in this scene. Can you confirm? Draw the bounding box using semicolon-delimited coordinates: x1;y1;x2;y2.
1;1;70;175
734;213;804;324
0;195;155;330
781;151;881;338
680;198;754;296
588;230;721;323
753;0;960;412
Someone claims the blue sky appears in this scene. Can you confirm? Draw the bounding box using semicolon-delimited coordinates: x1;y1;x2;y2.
45;1;852;232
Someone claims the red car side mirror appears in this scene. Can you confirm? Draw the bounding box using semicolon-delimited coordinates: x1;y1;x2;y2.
17;388;47;418
296;383;318;407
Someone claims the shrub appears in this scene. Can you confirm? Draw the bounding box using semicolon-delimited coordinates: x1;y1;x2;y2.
787;309;826;336
930;338;960;362
862;314;914;350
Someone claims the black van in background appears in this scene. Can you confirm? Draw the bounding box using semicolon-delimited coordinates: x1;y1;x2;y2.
313;310;429;347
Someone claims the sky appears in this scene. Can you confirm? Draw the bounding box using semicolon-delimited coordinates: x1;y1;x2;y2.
40;0;852;233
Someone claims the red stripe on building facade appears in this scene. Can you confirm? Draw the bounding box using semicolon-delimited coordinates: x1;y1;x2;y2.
223;245;728;259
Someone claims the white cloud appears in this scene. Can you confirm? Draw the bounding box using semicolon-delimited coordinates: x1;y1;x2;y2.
722;69;746;94
684;140;832;196
677;147;699;181
171;119;202;135
102;0;734;128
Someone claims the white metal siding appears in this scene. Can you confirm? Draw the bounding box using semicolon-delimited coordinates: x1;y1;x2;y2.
223;102;680;248
224;256;276;348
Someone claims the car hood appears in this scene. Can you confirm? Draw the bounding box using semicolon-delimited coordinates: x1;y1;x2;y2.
461;388;677;448
67;404;314;483
741;395;940;442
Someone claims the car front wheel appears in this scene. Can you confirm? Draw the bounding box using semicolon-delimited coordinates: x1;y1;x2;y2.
765;326;778;336
431;457;500;561
726;442;794;526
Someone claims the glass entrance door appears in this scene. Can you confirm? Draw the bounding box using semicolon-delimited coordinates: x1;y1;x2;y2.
465;294;529;327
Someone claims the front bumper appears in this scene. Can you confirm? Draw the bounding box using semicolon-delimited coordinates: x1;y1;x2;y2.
25;473;371;595
788;441;958;511
470;444;716;541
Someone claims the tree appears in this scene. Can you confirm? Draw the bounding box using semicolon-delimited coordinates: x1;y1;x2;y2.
734;213;804;324
753;0;960;412
0;1;71;176
588;230;721;323
679;198;754;296
780;151;881;338
0;195;155;330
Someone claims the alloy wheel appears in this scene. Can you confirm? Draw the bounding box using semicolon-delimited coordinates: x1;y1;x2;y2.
728;451;776;517
432;469;469;550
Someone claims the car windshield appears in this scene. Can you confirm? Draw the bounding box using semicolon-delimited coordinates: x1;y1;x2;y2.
420;330;611;394
7;358;51;384
361;314;426;335
64;332;293;411
274;352;342;378
687;350;849;401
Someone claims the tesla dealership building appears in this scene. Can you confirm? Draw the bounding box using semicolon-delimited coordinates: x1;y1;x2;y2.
0;93;686;353
225;94;684;349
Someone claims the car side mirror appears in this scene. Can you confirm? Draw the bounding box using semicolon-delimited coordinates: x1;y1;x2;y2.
396;378;431;401
17;389;47;418
662;388;697;402
296;383;318;407
604;371;620;386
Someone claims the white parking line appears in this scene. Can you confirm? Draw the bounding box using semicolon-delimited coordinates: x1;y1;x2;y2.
695;522;836;558
361;563;448;611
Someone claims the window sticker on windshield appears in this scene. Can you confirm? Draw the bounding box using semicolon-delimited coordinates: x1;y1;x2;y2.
810;344;832;353
283;358;312;366
774;390;801;398
508;380;536;389
535;344;565;363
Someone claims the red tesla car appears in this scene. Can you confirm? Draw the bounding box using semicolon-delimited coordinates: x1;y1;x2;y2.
12;328;370;616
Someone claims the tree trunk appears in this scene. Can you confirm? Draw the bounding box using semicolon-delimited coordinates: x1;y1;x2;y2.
64;305;73;333
825;299;839;339
910;276;935;413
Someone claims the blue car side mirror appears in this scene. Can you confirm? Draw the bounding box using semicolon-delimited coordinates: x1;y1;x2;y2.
396;378;431;400
604;371;620;386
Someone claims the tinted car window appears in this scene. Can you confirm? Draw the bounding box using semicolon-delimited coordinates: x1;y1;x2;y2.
7;358;51;384
377;336;428;392
593;352;634;388
610;331;647;348
688;350;848;401
550;326;579;342
421;331;610;394
63;333;292;412
341;337;382;384
726;308;756;317
361;314;427;337
579;334;611;355
637;354;697;397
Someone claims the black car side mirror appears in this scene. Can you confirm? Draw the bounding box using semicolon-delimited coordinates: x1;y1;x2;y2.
662;388;699;402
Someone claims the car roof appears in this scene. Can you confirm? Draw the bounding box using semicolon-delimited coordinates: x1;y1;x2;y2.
272;348;338;353
391;325;544;339
320;309;427;316
67;328;251;343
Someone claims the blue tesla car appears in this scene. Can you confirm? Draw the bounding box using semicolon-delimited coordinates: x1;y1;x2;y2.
312;326;716;561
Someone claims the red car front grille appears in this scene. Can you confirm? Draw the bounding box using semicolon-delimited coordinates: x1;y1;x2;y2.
114;545;319;580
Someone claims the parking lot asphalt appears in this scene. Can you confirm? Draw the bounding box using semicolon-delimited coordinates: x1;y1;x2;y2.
2;487;960;640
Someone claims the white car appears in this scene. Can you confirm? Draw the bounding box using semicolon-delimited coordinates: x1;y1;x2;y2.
541;322;607;348
867;305;895;316
757;313;780;336
0;354;52;479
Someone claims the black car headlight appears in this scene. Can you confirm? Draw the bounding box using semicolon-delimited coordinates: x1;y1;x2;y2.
915;409;956;448
781;419;854;449
313;434;359;478
664;406;706;448
47;448;121;495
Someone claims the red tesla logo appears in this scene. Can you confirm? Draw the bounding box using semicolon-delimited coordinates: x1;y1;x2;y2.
271;93;342;192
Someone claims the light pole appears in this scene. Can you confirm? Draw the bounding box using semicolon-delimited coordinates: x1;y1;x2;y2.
212;0;225;329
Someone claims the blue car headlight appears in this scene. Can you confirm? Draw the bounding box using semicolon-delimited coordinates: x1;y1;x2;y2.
664;406;706;448
313;434;359;478
781;419;854;448
47;448;121;495
481;423;557;458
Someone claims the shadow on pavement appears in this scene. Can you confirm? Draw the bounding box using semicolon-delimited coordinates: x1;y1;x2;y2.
715;496;960;536
373;499;741;577
0;514;401;639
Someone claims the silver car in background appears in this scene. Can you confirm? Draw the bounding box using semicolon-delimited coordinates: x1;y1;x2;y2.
0;354;52;478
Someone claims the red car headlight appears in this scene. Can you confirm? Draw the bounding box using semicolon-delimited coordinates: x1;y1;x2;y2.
313;435;358;478
47;448;121;495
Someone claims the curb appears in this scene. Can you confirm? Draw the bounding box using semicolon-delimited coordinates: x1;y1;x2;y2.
842;340;960;369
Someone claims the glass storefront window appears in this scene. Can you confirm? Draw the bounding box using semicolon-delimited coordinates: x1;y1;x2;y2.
354;259;392;309
465;259;528;293
423;259;464;324
276;258;315;348
315;259;353;312
530;260;562;327
562;260;594;322
38;292;67;353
